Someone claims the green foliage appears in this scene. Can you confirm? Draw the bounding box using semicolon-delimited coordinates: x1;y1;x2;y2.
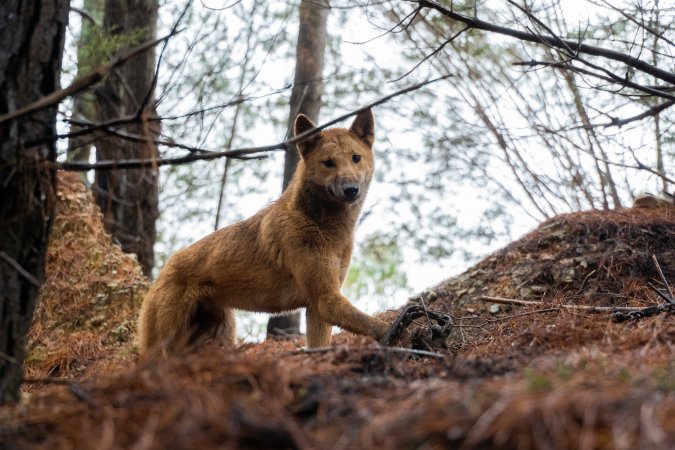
616;367;632;383
554;360;573;381
77;25;147;74
343;234;410;308
524;367;553;391
653;364;675;392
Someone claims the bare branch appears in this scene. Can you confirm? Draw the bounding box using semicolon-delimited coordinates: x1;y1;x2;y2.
69;6;99;26
56;74;453;171
411;0;675;86
651;255;675;304
513;60;675;101
597;0;675;49
480;296;648;313
599;100;674;128
0;251;41;288
393;25;469;82
0;31;181;127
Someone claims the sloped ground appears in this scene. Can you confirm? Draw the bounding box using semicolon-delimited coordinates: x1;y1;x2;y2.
1;181;673;449
419;207;674;310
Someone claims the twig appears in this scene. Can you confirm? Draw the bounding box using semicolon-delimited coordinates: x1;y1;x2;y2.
480;296;647;313
651;255;675;304
0;251;41;288
647;282;674;305
574;269;597;296
69;7;99;26
482;295;675;322
392;26;468;82
295;345;446;359
381;346;446;358
514;60;675;104
22;377;73;385
0;351;19;364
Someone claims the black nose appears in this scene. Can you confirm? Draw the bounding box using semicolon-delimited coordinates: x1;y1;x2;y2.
344;186;359;200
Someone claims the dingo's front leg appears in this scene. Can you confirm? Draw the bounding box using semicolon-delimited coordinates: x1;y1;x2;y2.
306;306;332;348
292;252;390;343
314;293;389;341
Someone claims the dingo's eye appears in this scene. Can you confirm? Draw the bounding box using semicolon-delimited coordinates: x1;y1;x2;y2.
322;159;335;168
352;154;361;163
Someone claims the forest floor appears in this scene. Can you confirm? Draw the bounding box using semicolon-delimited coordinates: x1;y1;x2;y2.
1;172;674;449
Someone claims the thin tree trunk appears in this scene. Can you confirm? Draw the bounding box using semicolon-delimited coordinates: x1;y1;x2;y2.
214;1;259;231
267;0;329;338
93;0;160;277
68;0;104;162
651;8;667;194
562;71;622;209
281;0;329;190
0;0;69;404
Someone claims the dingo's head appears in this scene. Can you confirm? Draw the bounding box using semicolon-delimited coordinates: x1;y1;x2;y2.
294;109;375;205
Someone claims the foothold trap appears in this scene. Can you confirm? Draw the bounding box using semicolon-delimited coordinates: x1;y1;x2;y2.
380;304;453;351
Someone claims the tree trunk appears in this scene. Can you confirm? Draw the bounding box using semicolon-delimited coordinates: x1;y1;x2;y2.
0;0;69;404
281;0;329;190
68;0;104;162
267;0;329;338
93;0;160;277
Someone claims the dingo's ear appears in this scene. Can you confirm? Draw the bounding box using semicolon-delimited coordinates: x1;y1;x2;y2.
294;114;319;158
349;108;375;148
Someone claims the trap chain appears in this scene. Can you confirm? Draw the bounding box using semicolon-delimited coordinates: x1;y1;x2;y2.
379;304;453;350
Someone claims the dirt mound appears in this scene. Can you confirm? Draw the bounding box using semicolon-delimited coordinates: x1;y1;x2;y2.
2;206;673;449
25;171;149;382
417;207;674;310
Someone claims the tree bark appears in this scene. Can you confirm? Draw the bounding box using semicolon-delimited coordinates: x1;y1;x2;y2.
67;0;104;162
0;0;69;404
268;0;329;338
281;0;329;190
93;0;160;277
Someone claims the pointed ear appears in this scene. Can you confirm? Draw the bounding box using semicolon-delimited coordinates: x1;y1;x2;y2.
349;108;375;147
294;114;319;158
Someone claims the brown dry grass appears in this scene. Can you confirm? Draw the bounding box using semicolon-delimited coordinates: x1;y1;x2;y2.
1;185;673;449
24;171;148;383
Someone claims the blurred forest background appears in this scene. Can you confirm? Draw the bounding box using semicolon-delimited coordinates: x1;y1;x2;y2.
1;0;673;403
58;0;673;337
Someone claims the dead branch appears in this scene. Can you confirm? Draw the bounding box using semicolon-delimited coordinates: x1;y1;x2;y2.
69;7;99;26
513;60;675;102
505;0;674;101
647;283;674;305
0;31;180;127
55;74;452;171
651;255;675;304
411;0;675;86
295;345;447;359
0;251;41;288
480;296;648;313
393;26;469;82
482;278;675;323
596;0;675;48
